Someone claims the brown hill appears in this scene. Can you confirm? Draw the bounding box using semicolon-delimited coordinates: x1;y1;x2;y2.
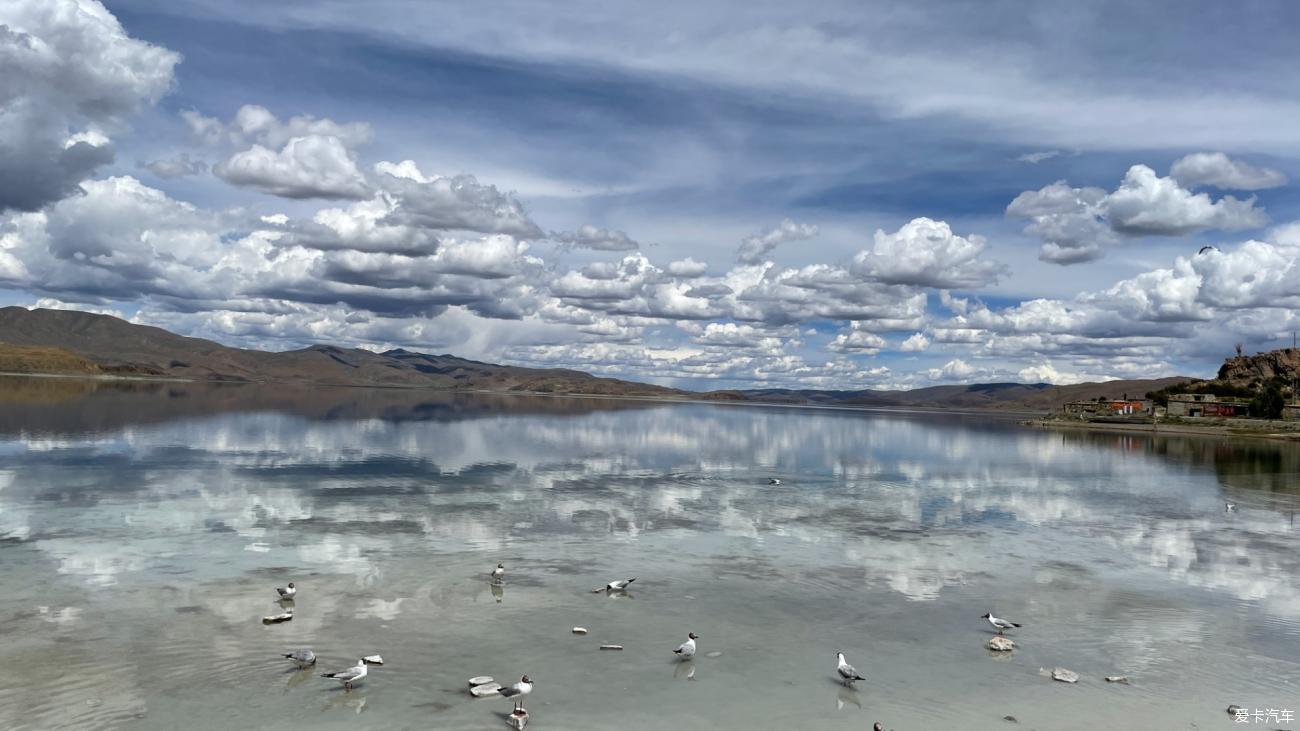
0;307;681;396
0;343;102;375
0;306;1196;411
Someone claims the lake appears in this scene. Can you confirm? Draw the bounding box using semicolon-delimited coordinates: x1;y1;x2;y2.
0;376;1297;730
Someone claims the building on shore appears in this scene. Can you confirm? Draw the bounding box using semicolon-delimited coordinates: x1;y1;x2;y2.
1062;399;1152;418
1284;403;1300;421
1165;393;1250;418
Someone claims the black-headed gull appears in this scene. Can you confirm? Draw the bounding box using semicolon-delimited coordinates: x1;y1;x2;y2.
981;612;1021;634
276;582;296;600
282;649;316;668
491;563;505;584
593;578;636;593
320;659;367;691
499;675;533;711
674;632;698;660
836;651;865;686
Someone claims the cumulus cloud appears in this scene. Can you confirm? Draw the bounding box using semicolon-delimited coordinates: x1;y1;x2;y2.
1009;162;1271;264
899;332;930;352
183;105;372;150
214;135;370;200
140;153;208;179
0;0;179;211
667;258;708;278
736;218;818;263
551;224;639;251
828;323;887;354
851;217;1006;288
1170;152;1287;191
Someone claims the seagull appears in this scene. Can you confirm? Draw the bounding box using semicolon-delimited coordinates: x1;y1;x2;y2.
491;563;505;584
836;651;865;686
276;582;296;600
592;578;636;593
499;675;533;712
1225;502;1236;512
982;612;1022;634
282;649;316;668
320;659;368;691
768;478;782;485
674;632;698;660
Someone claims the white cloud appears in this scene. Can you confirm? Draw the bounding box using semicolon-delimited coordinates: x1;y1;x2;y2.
1016;150;1060;164
1170;152;1287;191
184;104;372;150
899;332;930;352
736;218;818;263
1009;163;1271;264
214;135;370;200
828;323;886;354
0;0;179;211
667;257;708;278
851;217;1005;289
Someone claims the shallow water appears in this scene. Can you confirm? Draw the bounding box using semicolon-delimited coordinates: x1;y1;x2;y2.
1;377;1298;730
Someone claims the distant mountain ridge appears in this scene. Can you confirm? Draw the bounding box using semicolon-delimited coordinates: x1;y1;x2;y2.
0;306;1194;410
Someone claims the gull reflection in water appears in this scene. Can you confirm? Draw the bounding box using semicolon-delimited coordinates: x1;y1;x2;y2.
325;692;367;714
673;660;696;681
491;583;504;603
836;684;862;710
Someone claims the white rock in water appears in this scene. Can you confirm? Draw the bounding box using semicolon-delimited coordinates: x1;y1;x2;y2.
986;636;1016;652
507;708;530;729
572;627;588;635
468;676;495;688
1051;668;1079;683
261;610;293;624
470;682;502;697
363;655;384;665
1104;675;1129;684
599;644;623;651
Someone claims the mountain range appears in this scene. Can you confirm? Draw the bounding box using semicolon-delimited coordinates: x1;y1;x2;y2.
0;306;1192;412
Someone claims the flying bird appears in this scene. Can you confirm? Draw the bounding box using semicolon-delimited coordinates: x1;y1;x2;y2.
982;612;1022;634
836;651;866;686
1225;502;1236;512
499;675;534;712
282;649;316;668
320;659;368;691
674;632;699;660
275;582;296;600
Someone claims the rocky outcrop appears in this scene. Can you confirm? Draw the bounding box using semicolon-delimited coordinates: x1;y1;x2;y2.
1218;348;1300;383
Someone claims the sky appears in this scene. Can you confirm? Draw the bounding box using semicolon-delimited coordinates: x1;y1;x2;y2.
1;0;1299;391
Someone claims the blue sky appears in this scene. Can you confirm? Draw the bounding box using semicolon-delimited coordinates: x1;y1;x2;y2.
2;1;1299;389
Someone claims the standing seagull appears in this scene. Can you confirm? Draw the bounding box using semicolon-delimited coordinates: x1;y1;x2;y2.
491;563;505;584
981;612;1022;634
276;582;297;600
674;632;699;660
836;652;866;686
499;675;533;712
320;659;368;691
282;649;316;668
593;578;636;593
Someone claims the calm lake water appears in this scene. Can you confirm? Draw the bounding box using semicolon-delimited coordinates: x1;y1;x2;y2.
1;377;1297;730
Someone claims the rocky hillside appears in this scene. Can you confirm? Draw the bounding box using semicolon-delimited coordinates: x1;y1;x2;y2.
0;344;103;375
1218;347;1300;383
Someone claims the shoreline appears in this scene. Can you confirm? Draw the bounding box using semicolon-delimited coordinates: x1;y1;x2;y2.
1022;417;1300;441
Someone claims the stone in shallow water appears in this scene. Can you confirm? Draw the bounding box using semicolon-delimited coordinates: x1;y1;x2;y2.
469;682;501;697
572;627;588;635
705;651;722;658
987;636;1016;652
1051;668;1079;683
363;655;384;665
599;644;623;651
468;676;494;688
507;709;529;729
1003;716;1018;723
261;610;293;624
1104;675;1128;684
